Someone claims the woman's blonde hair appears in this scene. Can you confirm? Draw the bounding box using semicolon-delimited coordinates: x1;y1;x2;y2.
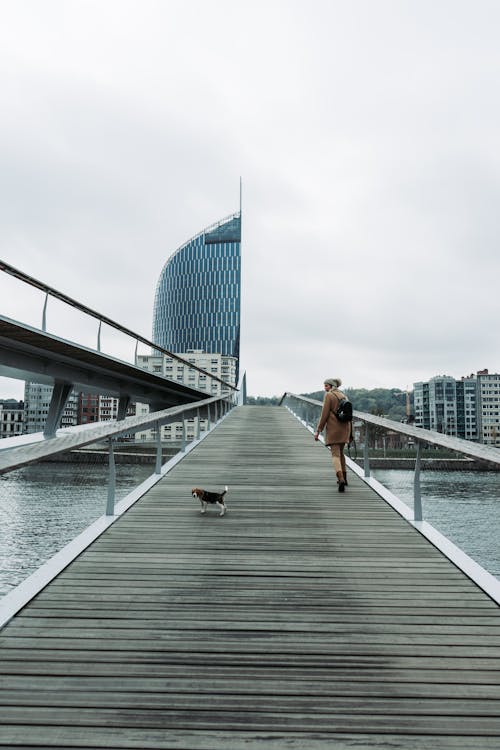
324;378;342;388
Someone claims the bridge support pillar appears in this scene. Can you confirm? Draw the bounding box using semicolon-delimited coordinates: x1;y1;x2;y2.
117;395;131;421
43;381;73;438
181;419;186;452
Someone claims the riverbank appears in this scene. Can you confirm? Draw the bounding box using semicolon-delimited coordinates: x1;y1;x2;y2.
40;444;182;465
354;457;499;471
40;449;500;470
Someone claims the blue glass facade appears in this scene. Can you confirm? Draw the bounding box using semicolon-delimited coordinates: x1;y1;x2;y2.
153;212;241;374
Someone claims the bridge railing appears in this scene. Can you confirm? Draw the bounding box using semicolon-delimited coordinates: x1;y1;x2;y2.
0;392;237;628
281;392;500;523
0;393;237;514
0;259;237;393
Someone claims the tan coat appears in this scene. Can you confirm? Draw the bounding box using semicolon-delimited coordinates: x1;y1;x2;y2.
317;389;351;445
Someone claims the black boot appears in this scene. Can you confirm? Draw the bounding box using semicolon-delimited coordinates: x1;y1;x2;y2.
336;471;346;493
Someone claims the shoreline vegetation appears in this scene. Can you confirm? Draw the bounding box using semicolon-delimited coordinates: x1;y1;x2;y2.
248;386;411;421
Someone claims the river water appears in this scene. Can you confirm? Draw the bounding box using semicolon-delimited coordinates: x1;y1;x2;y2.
0;461;153;597
0;463;499;597
372;469;500;580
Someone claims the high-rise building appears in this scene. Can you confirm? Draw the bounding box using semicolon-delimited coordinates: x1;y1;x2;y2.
152;211;241;380
414;370;499;445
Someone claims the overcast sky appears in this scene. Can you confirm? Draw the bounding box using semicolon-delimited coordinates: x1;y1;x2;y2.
1;0;499;400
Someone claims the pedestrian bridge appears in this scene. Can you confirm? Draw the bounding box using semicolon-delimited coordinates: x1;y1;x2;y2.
1;404;500;749
1;260;500;748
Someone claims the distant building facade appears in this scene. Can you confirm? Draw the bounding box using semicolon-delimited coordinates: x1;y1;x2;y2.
476;370;500;446
414;370;499;446
23;384;132;434
78;394;126;424
152;212;241;381
135;350;237;442
23;382;79;434
0;400;24;439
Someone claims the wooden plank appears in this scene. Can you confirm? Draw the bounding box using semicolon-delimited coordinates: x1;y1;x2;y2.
1;405;500;749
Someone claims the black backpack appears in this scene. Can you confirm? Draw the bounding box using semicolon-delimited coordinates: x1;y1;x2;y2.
335;396;353;423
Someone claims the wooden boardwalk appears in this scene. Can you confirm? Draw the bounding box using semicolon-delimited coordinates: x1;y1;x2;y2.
1;405;500;749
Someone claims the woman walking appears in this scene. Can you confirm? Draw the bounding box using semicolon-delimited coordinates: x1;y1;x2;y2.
314;378;351;492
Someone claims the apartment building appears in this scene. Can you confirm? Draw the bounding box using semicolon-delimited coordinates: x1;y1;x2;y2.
0;400;24;439
78;393;125;424
23;384;132;434
135;350;237;442
23;382;79;434
414;369;499;446
476;370;500;446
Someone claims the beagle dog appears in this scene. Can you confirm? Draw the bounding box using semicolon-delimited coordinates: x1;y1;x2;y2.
191;486;228;516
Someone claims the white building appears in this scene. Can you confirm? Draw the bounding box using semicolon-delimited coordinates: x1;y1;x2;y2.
135;350;237;442
414;370;499;446
476;370;500;446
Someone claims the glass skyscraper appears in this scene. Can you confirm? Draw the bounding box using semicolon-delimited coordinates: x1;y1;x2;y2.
152;211;241;378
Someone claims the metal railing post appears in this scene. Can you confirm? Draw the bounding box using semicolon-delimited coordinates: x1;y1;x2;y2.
155;421;162;474
196;408;201;440
363;423;371;478
97;320;102;352
414;441;423;522
106;438;116;516
42;292;49;332
181;418;186;452
207;404;212;431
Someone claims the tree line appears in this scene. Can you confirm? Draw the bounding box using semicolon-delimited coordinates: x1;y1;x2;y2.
247;388;412;422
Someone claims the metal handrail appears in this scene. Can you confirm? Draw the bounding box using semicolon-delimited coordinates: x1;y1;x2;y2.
0;393;235;475
281;392;500;466
281;391;500;525
0;394;237;629
281;392;500;606
0;259;237;391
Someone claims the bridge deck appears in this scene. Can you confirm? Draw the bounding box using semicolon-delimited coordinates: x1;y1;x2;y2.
1;405;500;749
